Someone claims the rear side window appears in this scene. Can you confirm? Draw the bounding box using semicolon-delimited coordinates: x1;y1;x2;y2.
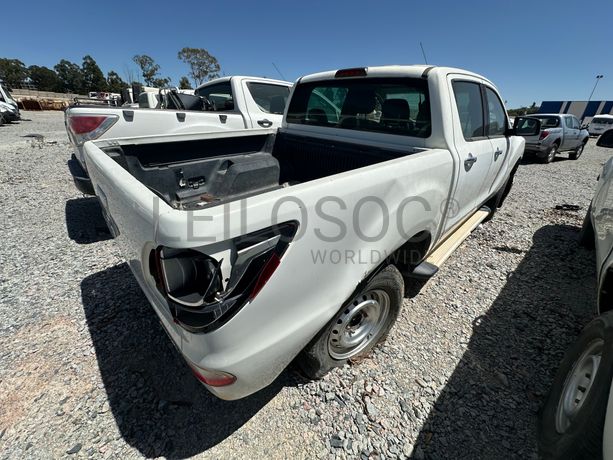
484;87;507;136
196;82;234;111
564;117;574;128
452;81;484;140
246;83;290;114
286;77;431;138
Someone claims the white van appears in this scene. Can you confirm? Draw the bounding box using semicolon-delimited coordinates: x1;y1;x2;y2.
589;114;613;136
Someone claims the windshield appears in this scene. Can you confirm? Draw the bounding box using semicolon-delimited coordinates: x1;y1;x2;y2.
529;115;559;128
286;77;431;138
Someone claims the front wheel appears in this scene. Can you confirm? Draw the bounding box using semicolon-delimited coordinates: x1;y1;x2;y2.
570;142;586;160
297;265;403;379
539;312;613;459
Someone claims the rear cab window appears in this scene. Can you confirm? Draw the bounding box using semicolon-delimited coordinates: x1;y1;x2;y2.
529;116;560;128
196;82;235;111
286;77;431;138
246;83;290;114
593;117;613;125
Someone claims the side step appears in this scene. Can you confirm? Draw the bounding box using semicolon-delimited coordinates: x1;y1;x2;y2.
408;208;490;280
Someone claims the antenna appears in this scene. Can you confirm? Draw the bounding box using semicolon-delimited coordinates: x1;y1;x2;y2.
419;42;428;65
272;62;287;81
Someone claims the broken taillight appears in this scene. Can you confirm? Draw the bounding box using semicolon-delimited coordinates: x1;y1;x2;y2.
149;221;298;333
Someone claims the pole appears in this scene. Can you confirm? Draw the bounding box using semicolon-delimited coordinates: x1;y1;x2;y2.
588;75;603;103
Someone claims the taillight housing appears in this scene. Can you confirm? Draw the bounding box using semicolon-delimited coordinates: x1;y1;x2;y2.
149;221;298;333
539;130;550;140
67;114;118;145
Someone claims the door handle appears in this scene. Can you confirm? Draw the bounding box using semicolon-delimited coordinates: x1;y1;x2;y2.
464;153;477;171
257;119;273;128
494;148;503;160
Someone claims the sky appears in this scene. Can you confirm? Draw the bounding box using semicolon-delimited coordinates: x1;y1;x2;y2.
3;0;612;108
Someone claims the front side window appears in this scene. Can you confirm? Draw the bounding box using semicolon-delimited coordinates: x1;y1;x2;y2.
196;82;234;111
485;87;507;136
452;81;484;140
286;77;431;138
246;83;290;114
572;117;581;129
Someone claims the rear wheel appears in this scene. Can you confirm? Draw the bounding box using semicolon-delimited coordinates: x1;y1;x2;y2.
297;265;403;379
570;142;586;160
539;312;613;459
542;143;559;163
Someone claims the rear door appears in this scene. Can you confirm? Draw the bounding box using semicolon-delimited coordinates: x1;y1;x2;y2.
240;80;290;129
195;81;248;130
444;77;494;233
483;85;511;196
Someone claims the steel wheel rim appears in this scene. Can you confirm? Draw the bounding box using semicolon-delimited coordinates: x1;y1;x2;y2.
328;289;390;360
549;146;557;161
555;338;604;434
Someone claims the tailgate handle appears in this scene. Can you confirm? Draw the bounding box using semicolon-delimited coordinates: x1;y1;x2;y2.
176;112;186;122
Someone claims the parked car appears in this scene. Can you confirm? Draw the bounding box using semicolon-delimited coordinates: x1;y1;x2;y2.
82;65;539;400
589;115;613;137
65;76;292;195
515;113;589;163
0;81;20;120
539;129;613;459
0;100;20;123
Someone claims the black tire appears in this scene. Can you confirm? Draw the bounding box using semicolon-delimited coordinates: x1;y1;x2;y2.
570;142;586;160
297;265;404;379
578;204;595;249
539;312;613;459
542;143;559;163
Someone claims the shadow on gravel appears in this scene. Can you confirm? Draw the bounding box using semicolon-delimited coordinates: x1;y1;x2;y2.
81;263;297;458
65;197;112;244
520;154;573;165
415;224;596;459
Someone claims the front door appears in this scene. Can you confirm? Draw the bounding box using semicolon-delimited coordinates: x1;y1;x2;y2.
443;77;493;234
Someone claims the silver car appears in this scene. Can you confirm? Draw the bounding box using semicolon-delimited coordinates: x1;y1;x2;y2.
516;114;589;163
539;130;613;459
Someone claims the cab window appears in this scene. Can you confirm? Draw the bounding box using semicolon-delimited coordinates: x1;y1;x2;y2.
484;87;507;136
196;82;234;111
452;81;484;140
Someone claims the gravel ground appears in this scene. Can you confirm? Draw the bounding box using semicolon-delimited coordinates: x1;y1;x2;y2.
0;111;608;459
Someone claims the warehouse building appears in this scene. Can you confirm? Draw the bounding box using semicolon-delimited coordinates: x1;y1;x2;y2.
538;100;613;122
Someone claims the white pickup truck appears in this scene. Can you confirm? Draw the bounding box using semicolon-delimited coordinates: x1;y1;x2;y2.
83;65;539;400
65;76;291;194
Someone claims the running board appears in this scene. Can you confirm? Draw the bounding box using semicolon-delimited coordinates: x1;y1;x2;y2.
408;208;490;280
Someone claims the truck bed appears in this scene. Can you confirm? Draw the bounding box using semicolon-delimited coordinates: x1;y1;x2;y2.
97;130;424;210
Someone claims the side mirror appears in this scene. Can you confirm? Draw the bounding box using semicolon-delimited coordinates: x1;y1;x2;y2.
509;116;541;136
597;129;613;149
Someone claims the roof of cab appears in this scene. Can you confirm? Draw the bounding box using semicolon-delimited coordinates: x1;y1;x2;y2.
298;65;490;84
195;76;291;91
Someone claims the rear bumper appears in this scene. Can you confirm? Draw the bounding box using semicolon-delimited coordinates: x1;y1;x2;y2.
68;155;95;195
524;142;549;155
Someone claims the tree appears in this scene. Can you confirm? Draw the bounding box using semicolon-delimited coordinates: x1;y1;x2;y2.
178;76;192;89
132;54;169;87
81;55;107;92
0;58;28;88
54;59;84;93
177;47;220;86
106;71;127;93
28;65;61;92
